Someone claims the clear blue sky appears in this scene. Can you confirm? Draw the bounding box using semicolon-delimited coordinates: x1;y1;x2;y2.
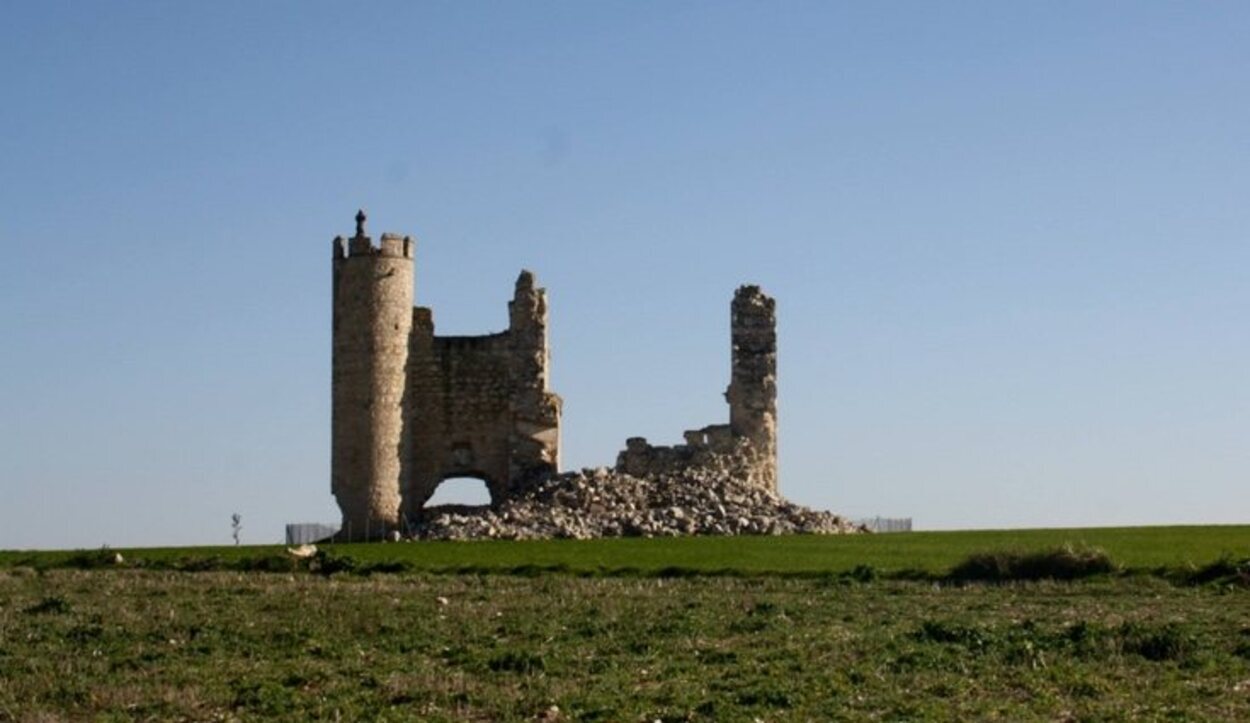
1;2;1247;548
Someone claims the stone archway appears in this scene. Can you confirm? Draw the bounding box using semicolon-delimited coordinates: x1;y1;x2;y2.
425;476;493;508
406;469;504;525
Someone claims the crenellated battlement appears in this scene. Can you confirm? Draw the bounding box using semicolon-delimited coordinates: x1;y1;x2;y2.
333;232;414;259
332;210;414;260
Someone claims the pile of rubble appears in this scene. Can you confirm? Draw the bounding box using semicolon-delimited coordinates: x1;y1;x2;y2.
409;449;861;541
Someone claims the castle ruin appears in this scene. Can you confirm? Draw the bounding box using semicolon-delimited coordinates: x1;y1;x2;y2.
330;212;780;540
615;285;778;492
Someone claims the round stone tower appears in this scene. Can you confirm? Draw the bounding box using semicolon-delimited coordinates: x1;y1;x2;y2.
331;211;414;540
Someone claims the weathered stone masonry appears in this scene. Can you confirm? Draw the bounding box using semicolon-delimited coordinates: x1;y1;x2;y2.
615;285;779;491
330;213;781;540
331;212;560;540
331;212;412;541
406;269;562;517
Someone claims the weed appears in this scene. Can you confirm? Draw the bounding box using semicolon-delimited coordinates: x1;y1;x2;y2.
487;649;546;674
912;620;993;650
734;687;791;708
1117;622;1196;663
231;680;297;714
310;551;357;575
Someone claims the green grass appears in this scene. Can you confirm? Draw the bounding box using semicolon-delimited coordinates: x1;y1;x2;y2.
2;527;1247;719
2;525;1246;577
1;570;1248;721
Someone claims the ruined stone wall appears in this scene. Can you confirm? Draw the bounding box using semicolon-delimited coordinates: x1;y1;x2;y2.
506;271;562;492
405;327;515;513
727;285;778;491
615;286;778;492
403;272;562;519
330;212;792;541
616;425;734;477
331;214;413;540
330;213;563;538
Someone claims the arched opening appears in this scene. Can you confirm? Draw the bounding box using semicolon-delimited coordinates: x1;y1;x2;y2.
423;476;493;511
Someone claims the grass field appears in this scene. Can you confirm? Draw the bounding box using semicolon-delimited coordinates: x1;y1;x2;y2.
1;526;1247;720
3;571;1249;720
3;524;1248;577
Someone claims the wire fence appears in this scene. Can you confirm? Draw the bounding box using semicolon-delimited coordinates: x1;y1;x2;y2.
856;517;913;533
285;523;339;545
285;520;395;543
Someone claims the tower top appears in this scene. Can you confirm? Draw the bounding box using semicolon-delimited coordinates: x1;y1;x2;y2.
355;209;367;237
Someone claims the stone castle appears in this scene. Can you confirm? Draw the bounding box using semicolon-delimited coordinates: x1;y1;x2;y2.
331;212;779;540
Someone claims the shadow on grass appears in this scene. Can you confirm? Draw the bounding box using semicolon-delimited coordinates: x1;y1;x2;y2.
1172;555;1250;588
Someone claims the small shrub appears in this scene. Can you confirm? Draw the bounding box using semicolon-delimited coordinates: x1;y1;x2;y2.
947;545;1117;583
231;680;297;714
1062;620;1113;658
889;647;948;673
1117;622;1195;662
847;564;878;583
63;548;122;570
912;620;993;650
311;551;357;576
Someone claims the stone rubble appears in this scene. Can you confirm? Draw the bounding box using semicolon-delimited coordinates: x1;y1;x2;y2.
409;447;862;541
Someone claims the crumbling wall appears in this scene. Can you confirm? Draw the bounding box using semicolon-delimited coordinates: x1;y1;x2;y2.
401;271;562;521
615;285;778;491
331;211;562;540
506;271;562;492
616;425;734;476
405;327;514;512
727;285;778;490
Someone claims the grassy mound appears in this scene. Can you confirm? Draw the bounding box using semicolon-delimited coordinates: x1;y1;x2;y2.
947;545;1118;582
1178;554;1250;588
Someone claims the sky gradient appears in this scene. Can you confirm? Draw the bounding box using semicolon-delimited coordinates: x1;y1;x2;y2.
1;1;1247;548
